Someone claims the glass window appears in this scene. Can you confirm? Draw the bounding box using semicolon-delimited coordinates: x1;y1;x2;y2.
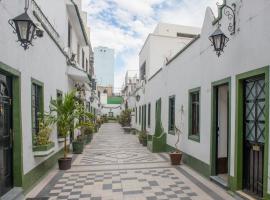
32;83;43;136
82;49;85;69
135;107;137;123
148;103;151;128
189;88;200;141
168;96;175;132
139;106;141;124
68;22;72;47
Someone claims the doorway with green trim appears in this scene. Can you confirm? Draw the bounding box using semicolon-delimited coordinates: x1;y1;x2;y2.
235;66;269;199
0;62;23;198
210;78;231;188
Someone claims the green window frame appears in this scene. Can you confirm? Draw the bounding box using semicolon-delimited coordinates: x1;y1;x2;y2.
168;95;175;134
188;87;200;142
135;107;137;123
31;78;44;142
148;103;151;128
139;106;141;124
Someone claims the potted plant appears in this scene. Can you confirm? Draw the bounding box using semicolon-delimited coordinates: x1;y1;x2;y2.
139;131;147;146
81;122;94;144
72;134;84;154
33;118;55;157
48;91;80;170
169;106;184;165
119;109;131;127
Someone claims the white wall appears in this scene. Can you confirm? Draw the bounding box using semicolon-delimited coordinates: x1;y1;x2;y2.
0;0;92;175
132;0;270;188
101;105;121;117
153;23;200;37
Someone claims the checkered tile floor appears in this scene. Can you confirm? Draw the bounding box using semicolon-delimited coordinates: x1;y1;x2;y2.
32;123;237;200
47;168;200;200
74;148;165;165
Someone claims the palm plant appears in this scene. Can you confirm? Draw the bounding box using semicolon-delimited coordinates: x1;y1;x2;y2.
48;91;78;159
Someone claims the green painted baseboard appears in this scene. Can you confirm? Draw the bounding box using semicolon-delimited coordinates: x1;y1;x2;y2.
22;148;64;193
166;144;177;152
182;153;210;178
166;144;210;177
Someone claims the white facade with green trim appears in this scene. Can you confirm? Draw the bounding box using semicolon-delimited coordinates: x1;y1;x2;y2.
127;0;270;198
0;0;96;197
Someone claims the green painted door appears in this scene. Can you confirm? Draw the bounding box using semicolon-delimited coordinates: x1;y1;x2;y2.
0;74;13;197
243;76;265;197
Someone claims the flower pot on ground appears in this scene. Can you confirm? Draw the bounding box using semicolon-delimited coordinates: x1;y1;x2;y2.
170;151;182;165
72;136;84;154
81;122;94;144
138;131;147;147
58;157;72;170
46;91;87;170
169;105;184;166
119;109;132;127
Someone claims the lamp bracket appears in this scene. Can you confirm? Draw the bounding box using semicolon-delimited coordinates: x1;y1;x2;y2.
215;0;236;35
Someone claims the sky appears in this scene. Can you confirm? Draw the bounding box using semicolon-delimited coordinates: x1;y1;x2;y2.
82;0;221;92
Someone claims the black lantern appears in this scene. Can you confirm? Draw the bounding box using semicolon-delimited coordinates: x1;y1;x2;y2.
8;0;43;50
9;12;37;50
209;26;229;57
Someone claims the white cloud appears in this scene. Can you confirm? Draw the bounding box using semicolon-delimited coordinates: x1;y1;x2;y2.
82;0;221;92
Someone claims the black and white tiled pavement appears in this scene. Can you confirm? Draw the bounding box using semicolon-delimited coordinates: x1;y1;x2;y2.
31;123;237;200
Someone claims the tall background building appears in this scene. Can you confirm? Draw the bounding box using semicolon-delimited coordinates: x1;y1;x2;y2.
94;46;115;88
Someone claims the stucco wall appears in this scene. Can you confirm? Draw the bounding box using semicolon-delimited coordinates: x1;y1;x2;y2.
0;0;92;175
132;0;270;191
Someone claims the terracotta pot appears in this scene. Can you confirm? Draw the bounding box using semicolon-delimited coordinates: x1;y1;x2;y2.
169;152;182;165
58;157;72;170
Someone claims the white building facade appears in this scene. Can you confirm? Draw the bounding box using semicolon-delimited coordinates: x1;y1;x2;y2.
94;46;115;88
0;0;97;198
128;0;270;199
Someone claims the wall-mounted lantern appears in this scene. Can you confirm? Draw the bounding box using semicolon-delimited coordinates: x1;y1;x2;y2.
209;1;236;56
209;25;229;57
8;0;43;50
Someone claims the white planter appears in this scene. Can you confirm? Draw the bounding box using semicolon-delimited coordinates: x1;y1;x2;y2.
33;148;54;157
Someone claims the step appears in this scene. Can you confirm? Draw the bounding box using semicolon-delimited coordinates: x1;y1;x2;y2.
0;187;24;200
210;176;228;189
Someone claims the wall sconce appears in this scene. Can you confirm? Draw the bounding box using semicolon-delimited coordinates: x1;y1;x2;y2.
8;0;43;50
209;0;236;57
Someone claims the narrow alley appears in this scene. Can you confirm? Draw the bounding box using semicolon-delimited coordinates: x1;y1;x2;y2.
28;123;237;200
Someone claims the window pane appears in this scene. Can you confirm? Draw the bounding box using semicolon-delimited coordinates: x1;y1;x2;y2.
190;91;200;136
32;83;42;137
148;104;151;127
169;97;175;131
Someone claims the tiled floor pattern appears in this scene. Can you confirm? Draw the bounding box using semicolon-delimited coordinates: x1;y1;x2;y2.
33;123;237;200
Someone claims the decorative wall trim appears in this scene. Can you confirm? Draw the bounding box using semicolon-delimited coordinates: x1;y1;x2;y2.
31;0;68;58
23;148;65;193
